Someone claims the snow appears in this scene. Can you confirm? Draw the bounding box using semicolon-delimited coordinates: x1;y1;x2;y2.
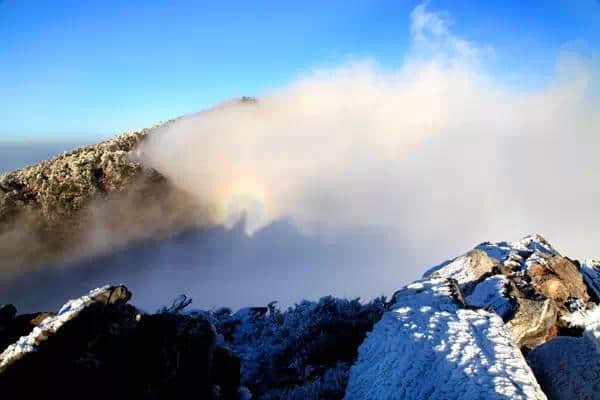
475;234;558;264
423;254;474;284
581;259;600;301
345;235;560;399
466;275;514;320
527;336;600;400
562;305;600;353
345;276;546;399
0;285;111;372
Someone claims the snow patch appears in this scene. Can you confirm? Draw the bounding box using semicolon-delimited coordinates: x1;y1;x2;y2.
562;305;600;353
345;277;546;400
466;275;514;320
581;259;600;300
527;336;600;400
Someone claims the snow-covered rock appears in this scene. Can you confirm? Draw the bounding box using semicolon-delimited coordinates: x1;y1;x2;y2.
0;285;130;372
581;259;600;301
466;275;514;320
563;305;600;353
346;234;597;399
527;336;600;400
345;277;547;399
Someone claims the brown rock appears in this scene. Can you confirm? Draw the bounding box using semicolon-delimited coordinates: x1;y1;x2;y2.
507;297;558;349
528;255;590;311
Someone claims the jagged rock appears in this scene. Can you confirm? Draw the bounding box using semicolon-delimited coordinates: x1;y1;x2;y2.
507;298;559;349
0;286;241;399
425;249;501;290
527;337;600;400
346;234;600;399
0;311;55;353
345;277;547;399
528;255;590;312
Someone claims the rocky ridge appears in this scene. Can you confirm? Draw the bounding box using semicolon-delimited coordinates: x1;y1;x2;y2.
0;123;204;272
1;234;599;399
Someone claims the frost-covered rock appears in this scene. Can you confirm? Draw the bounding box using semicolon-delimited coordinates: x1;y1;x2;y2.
562;305;600;353
0;125;202;271
345;277;547;400
0;285;130;372
527;336;600;400
0;286;242;399
423;249;500;286
346;234;599;399
581;259;600;301
466;275;514;320
527;255;590;310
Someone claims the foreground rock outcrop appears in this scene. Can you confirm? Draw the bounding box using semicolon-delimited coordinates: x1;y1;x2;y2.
346;235;599;400
0;286;242;399
1;235;599;399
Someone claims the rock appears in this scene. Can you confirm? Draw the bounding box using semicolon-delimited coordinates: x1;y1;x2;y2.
0;304;16;324
507;298;558;349
345;277;547;400
426;249;501;289
527;336;600;400
581;259;600;302
0;127;203;273
528;255;590;311
465;275;515;321
0;311;55;353
0;286;241;399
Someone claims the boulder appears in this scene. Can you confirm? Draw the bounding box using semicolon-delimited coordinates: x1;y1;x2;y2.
345;278;547;399
527;336;600;400
0;286;241;399
528;255;590;311
507;298;558;349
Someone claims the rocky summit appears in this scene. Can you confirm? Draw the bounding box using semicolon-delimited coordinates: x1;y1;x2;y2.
1;234;599;399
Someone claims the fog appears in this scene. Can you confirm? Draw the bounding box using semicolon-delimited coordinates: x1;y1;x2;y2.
140;6;599;262
2;4;600;312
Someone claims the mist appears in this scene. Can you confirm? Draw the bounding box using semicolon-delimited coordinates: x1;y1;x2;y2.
140;5;599;259
3;4;600;313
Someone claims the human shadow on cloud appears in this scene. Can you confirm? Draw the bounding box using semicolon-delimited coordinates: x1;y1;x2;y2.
1;215;416;313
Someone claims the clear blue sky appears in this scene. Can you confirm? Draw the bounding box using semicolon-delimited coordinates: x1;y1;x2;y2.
1;0;599;141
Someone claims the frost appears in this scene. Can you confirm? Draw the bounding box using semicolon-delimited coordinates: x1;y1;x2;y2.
581;259;600;300
199;296;385;398
0;286;112;372
345;277;546;400
527;336;600;400
466;275;514;320
562;305;600;353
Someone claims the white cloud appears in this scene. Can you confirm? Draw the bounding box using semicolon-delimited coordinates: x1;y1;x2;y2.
138;2;600;265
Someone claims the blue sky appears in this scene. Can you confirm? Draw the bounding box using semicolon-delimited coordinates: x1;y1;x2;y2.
1;0;599;141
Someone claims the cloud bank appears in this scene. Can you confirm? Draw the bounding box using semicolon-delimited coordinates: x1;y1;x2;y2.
139;4;600;261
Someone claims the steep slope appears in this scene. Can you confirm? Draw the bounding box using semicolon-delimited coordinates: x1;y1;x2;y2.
0;125;203;274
